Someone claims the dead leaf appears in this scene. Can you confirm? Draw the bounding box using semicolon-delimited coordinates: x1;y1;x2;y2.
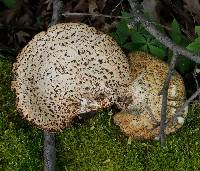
142;0;157;19
2;9;16;24
88;0;98;14
183;0;200;23
88;0;98;21
43;0;53;10
18;14;33;26
74;0;88;12
96;0;107;12
16;31;30;44
101;21;117;33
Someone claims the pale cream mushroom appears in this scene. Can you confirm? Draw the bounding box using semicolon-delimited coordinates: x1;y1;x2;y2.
113;51;188;140
11;23;132;132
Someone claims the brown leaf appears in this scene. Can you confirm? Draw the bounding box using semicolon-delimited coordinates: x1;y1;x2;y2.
96;0;107;12
142;0;157;19
44;0;53;10
74;0;88;12
18;14;33;26
101;21;117;33
183;0;200;23
1;9;16;24
88;0;98;14
16;31;30;44
88;0;99;21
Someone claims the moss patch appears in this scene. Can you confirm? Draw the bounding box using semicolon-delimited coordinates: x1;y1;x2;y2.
0;59;43;171
0;58;200;171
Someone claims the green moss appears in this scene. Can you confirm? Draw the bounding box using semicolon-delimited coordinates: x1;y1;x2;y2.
0;129;43;171
0;59;43;171
56;107;200;171
0;58;200;171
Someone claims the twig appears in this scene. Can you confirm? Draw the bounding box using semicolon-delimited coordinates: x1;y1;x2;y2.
159;51;178;147
127;0;200;64
111;0;124;14
174;88;200;119
62;12;131;19
44;132;56;171
145;105;159;124
127;0;200;146
193;64;200;94
44;0;63;171
50;0;63;26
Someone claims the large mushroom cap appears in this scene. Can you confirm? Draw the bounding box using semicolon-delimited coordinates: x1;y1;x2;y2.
114;52;188;139
12;23;132;132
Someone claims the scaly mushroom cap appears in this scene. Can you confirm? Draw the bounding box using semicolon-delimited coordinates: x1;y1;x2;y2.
114;51;188;140
12;23;132;132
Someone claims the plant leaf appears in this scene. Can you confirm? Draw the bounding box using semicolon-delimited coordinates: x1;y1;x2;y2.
186;40;200;53
110;32;121;45
149;39;165;48
169;19;181;44
140;44;149;51
123;42;144;51
130;29;146;44
121;12;132;22
3;0;16;8
149;45;165;59
195;26;200;37
116;20;130;44
176;56;194;74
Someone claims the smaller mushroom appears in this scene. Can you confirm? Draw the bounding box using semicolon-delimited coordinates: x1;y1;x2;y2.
113;51;188;140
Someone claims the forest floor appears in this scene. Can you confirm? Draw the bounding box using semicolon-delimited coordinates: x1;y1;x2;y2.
0;57;200;171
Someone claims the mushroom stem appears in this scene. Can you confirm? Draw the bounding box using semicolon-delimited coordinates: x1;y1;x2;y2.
44;132;56;171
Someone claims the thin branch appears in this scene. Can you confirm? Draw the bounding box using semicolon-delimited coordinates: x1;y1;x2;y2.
127;0;200;64
160;51;178;95
145;105;159;124
44;1;63;171
62;12;130;19
50;0;64;26
44;132;56;171
159;51;178;147
174;88;200;119
111;0;124;14
193;65;200;96
127;0;200;147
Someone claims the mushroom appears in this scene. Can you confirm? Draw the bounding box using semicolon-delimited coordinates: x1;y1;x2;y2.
113;51;188;140
11;22;132;132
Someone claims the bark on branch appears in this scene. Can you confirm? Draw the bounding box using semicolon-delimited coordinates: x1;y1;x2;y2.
50;0;63;26
127;0;200;64
159;51;178;147
175;88;200;119
44;132;56;171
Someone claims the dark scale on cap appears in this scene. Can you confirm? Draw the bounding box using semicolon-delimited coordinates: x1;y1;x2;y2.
11;22;132;132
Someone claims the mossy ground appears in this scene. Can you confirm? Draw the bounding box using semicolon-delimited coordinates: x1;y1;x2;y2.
0;58;200;171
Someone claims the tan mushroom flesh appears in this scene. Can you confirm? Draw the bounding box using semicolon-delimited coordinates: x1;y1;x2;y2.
114;51;188;140
12;23;132;132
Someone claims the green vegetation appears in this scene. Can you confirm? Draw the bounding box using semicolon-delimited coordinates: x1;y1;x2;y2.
0;59;43;171
2;0;16;9
111;13;198;74
0;58;200;171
